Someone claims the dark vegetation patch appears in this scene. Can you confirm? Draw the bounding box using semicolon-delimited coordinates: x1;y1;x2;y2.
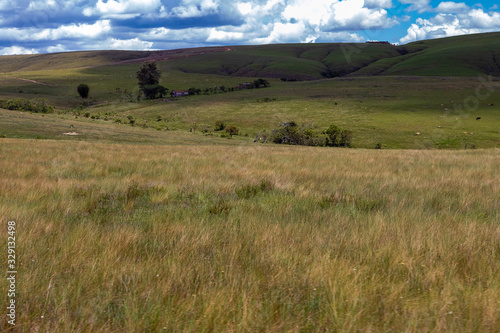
0;98;54;113
270;121;353;147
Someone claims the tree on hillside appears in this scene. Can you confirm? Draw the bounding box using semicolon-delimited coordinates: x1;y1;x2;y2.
136;62;168;99
77;84;90;98
253;78;270;88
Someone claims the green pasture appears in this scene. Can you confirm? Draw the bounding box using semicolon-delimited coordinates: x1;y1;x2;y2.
0;32;499;149
2;70;498;149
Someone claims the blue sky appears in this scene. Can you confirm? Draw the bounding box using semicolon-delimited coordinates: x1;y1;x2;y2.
0;0;499;55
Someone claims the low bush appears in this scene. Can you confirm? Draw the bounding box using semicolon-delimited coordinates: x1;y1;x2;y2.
127;115;135;125
270;121;352;147
0;98;54;113
214;121;226;131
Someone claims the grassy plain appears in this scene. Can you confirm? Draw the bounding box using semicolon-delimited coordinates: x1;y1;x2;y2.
1;73;499;149
1;139;499;332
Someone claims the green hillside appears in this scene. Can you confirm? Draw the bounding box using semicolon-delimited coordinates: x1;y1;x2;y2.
165;43;403;80
166;32;500;78
357;32;500;76
0;32;499;78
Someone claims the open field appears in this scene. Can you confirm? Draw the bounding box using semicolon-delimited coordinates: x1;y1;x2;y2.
1;74;499;149
1;59;500;150
1;139;499;332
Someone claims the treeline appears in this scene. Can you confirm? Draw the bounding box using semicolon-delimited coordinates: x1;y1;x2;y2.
185;79;270;96
0;98;54;113
268;121;352;147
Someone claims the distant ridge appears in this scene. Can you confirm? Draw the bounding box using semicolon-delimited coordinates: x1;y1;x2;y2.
1;32;499;78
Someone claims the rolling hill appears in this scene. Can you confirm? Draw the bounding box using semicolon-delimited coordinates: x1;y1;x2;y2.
0;32;499;79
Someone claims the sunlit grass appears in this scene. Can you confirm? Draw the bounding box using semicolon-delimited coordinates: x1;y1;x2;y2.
1;139;499;332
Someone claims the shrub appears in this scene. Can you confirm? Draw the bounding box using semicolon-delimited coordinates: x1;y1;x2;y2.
226;126;239;137
324;124;341;147
271;121;352;148
340;130;353;147
214;121;226;131
271;121;303;145
188;87;201;95
77;84;90;98
1;98;54;113
253;79;270;88
145;85;168;99
127;115;135;125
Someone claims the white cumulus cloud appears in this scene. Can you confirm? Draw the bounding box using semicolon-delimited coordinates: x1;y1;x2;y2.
46;44;68;53
325;0;398;31
252;21;308;44
109;38;154;50
170;0;219;18
207;28;245;43
400;8;500;44
83;0;162;18
0;46;39;55
364;0;393;9
435;1;469;14
0;20;111;41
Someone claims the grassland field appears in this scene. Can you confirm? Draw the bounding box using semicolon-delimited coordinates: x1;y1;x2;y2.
1;34;500;332
1;140;500;332
1;67;500;149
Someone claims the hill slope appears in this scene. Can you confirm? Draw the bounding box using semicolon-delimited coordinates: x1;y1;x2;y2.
0;32;499;78
354;32;500;76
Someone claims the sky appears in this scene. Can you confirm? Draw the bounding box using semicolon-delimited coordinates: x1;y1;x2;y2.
0;0;499;55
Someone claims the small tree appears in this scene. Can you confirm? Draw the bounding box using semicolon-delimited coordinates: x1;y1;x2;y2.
136;62;168;99
77;84;90;98
226;126;239;137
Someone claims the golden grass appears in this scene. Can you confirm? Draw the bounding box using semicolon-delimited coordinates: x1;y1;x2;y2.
1;139;499;332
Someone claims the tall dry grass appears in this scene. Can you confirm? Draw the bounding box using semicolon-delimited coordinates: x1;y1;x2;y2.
1;139;499;332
